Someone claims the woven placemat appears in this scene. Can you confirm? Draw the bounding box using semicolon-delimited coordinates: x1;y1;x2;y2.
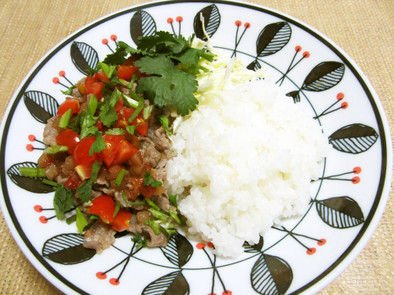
0;1;392;294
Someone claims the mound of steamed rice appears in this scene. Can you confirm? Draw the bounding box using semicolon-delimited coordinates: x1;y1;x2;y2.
165;57;329;258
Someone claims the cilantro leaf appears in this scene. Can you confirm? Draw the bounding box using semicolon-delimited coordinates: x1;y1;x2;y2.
135;55;198;115
143;172;162;187
137;31;189;55
89;134;106;156
99;103;118;127
76;180;93;202
53;186;74;220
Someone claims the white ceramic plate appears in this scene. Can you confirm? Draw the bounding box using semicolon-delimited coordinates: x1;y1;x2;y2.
0;1;391;294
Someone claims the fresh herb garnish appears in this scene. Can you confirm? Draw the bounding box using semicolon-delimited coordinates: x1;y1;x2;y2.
143;172;162;187
53;185;74;220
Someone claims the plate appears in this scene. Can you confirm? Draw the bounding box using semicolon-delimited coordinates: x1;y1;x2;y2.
0;1;391;294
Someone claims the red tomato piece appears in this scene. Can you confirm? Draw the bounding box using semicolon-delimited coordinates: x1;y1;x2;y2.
101;134;122;167
56;129;80;154
64;174;81;190
114;139;138;165
112;209;132;231
117;65;139;80
140;184;156;199
57;99;80;117
73;136;97;166
85;72;110;99
115;107;149;136
87;195;115;224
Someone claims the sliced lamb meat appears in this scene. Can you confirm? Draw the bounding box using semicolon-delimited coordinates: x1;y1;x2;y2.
147;127;171;152
83;222;116;253
151;194;170;212
43;116;62;146
139;137;161;167
128;222;167;248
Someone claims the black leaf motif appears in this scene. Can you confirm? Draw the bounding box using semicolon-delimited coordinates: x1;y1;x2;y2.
130;10;157;45
302;61;345;92
42;233;96;265
70;41;99;75
315;196;364;228
142;270;189;295
251;253;293;295
329;123;379;154
161;233;193;268
255;22;291;57
7;162;53;193
247;60;262;71
286;61;345;102
193;4;220;41
23;91;59;124
244;235;264;253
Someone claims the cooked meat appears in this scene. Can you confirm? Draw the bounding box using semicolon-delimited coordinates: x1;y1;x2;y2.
43;116;62;146
148;127;171;152
139;137;161;167
151;194;170;212
128;222;167;248
84;222;116;253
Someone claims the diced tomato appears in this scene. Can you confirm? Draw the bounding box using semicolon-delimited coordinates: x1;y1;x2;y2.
127;177;144;201
56;129;80;154
101;135;138;167
111;209;132;231
85;72;109;99
75;162;94;180
140;184;156;199
87;195;132;231
64;174;81;190
101;134;122;167
73;136;97;166
113;139;138;165
117;64;139;80
115;107;149;136
87;195;115;224
114;95;123;112
57;98;80;117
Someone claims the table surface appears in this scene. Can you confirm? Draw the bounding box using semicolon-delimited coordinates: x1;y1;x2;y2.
0;0;392;294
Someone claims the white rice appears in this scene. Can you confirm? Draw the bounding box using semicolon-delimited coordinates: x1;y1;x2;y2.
165;57;329;258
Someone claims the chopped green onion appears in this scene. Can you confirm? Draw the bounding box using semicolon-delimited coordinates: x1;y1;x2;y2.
113;201;121;218
87;94;98;115
58;108;72;128
143;172;162;187
66;214;76;225
122;93;139;108
145;220;161;235
125;125;137;135
169;194;178;207
42;179;58;187
143;105;153;120
149;208;169;222
114;169;126;187
159;115;172;135
76;207;89;233
90;161;102;182
169;208;182;224
99;62;117;79
44;145;68;154
145;198;160;211
19;167;46;178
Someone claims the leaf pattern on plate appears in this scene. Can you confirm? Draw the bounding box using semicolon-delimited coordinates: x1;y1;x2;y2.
244;235;264;253
247;22;291;70
23;90;59;124
42;233;96;265
315;196;364;228
329;123;379;154
251;253;293;295
130;10;157;45
142;270;189;295
70;41;99;75
7;162;53;193
160;233;193;268
193;4;220;41
286;61;345;102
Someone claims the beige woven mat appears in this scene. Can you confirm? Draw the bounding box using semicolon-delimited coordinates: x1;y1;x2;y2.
0;0;392;294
